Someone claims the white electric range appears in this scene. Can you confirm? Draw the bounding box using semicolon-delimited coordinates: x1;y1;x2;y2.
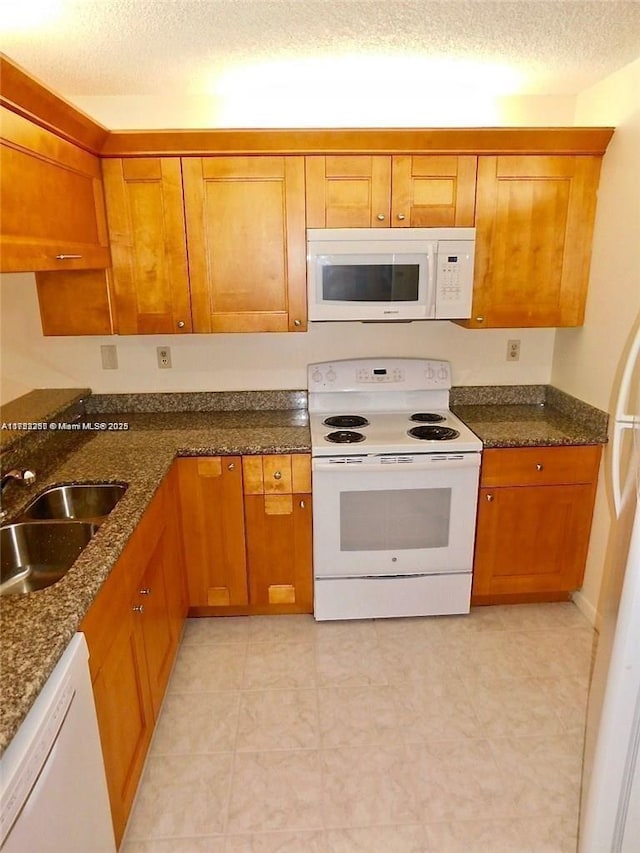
308;357;482;621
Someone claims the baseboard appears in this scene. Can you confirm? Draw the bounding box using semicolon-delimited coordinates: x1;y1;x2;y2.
572;589;601;630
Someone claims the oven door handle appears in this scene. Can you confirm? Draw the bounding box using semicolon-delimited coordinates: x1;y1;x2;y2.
313;455;481;473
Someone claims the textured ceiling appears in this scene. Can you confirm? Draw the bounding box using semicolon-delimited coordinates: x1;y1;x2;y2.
1;0;640;100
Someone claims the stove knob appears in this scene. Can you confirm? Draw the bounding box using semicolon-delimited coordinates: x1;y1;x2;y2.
426;367;435;379
326;369;336;382
312;369;323;384
438;367;448;380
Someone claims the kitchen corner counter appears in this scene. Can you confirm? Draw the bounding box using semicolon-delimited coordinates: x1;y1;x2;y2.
451;384;608;448
0;403;310;755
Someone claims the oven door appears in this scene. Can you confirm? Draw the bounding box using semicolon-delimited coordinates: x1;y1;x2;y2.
312;453;480;578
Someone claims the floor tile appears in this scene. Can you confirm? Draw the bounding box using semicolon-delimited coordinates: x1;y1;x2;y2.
168;643;246;692
513;815;579;852
123;839;225;852
225;829;327;851
236;689;320;751
414;738;509;822
125;754;233;839
247;614;319;644
393;677;482;742
227;749;324;833
321;743;421;828
318;684;400;748
488;734;584;819
467;676;565;738
315;638;389;687
423;818;532;852
151;691;240;755
243;642;316;689
182;616;250;645
325;824;425;852
125;603;594;849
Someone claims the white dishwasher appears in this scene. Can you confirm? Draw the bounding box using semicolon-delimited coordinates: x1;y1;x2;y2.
0;633;115;852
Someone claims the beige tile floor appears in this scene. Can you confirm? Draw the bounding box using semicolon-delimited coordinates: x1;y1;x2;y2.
122;602;596;852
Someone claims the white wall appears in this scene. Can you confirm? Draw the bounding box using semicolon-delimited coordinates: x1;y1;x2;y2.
552;57;640;625
0;272;555;403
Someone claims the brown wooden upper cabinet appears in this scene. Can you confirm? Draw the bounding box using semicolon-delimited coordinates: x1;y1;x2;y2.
0;107;110;272
102;158;192;334
462;155;602;328
182;156;307;332
306;154;477;228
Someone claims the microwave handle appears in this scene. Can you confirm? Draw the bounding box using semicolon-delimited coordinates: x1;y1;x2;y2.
426;244;437;318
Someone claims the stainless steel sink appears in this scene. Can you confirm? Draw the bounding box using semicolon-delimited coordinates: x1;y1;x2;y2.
0;521;99;595
21;483;127;522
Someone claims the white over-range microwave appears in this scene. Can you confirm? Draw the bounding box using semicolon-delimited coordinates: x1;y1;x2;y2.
307;227;476;322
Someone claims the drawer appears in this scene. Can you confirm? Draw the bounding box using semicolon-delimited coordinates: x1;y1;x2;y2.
243;454;311;495
480;445;602;487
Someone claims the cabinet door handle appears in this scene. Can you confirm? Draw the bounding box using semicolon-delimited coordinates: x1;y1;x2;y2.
177;320;186;329
273;471;282;480
132;604;144;613
376;214;386;221
300;499;305;508
475;316;485;323
536;463;544;471
397;213;406;221
293;319;302;327
139;587;151;595
55;254;83;260
486;493;494;502
228;462;235;471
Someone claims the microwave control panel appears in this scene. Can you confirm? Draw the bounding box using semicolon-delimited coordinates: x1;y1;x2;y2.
435;242;474;319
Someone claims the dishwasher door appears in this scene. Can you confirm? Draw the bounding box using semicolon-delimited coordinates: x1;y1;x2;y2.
0;633;115;852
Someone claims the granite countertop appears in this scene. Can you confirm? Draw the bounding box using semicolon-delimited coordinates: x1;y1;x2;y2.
0;404;310;755
450;384;609;448
0;383;608;755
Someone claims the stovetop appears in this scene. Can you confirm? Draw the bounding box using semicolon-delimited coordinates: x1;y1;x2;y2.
308;358;482;456
309;409;482;455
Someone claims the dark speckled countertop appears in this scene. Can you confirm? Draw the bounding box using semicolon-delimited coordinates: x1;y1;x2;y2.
0;384;607;755
0;401;309;755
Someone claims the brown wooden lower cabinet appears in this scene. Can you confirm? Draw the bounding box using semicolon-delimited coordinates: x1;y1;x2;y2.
176;453;313;615
80;468;186;847
471;445;602;605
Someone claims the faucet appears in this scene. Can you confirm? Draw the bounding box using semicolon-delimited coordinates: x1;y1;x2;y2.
0;469;36;522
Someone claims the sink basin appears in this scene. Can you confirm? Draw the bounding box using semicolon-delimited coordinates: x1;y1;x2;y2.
0;521;98;595
21;483;127;521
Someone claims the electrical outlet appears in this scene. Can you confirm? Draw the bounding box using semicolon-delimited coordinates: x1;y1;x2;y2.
507;339;521;362
157;346;172;369
100;345;118;370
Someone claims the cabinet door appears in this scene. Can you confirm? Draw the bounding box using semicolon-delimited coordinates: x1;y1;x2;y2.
306;155;392;227
90;612;153;847
469;155;601;328
1;108;110;272
183;156;306;332
391;155;477;227
472;483;597;601
135;531;176;718
102;157;192;334
176;456;248;607
245;493;313;612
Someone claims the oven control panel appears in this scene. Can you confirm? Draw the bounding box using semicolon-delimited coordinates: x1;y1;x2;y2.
308;358;451;392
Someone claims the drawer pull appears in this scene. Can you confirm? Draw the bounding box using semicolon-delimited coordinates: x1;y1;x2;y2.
228;462;235;471
55;254;83;260
273;471;282;480
536;463;544;471
486;493;494;502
